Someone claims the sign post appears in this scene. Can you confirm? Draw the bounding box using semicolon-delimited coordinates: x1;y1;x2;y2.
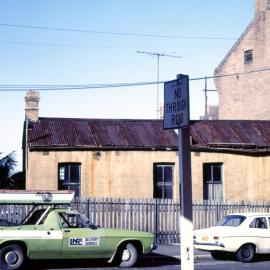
164;74;194;270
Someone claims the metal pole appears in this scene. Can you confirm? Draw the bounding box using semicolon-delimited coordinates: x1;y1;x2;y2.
157;54;160;119
204;77;208;118
179;127;194;270
177;73;194;270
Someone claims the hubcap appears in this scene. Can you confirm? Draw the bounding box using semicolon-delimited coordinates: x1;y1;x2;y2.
243;248;250;258
122;249;131;261
5;250;19;265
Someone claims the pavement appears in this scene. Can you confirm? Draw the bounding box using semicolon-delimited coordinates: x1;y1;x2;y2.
150;244;211;260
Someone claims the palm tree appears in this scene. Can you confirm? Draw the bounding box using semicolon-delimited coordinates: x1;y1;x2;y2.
0;152;17;189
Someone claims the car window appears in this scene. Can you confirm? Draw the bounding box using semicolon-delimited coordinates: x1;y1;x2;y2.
23;209;47;225
59;213;83;228
59;212;97;229
215;215;246;227
249;217;268;229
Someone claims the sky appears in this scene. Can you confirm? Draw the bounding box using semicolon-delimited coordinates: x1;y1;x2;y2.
0;0;254;170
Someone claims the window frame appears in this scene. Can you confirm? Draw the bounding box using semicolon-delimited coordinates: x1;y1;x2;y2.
153;163;174;199
203;162;223;201
244;49;253;64
203;163;223;184
58;162;81;197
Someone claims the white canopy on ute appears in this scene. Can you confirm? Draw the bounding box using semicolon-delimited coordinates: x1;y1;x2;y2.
0;190;74;205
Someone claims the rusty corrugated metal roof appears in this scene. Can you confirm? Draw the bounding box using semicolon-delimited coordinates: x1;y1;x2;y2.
190;120;270;152
27;119;270;153
27;117;178;150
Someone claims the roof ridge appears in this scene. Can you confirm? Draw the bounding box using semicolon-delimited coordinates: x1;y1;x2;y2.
214;19;255;74
38;117;162;122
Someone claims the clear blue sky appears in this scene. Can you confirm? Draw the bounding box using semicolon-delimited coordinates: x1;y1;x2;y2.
0;0;254;170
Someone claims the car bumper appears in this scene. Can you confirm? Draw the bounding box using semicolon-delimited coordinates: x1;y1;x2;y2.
194;241;225;251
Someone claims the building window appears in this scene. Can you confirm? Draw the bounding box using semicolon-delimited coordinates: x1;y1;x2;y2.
203;163;223;201
153;163;174;199
58;163;81;197
244;50;253;64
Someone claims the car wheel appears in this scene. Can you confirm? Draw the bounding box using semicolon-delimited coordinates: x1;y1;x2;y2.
0;244;25;270
210;251;227;260
236;244;255;263
118;243;138;268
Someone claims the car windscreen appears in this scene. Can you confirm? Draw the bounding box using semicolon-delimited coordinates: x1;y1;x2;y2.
215;215;246;227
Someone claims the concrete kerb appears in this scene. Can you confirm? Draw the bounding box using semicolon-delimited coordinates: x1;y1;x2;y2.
146;244;212;261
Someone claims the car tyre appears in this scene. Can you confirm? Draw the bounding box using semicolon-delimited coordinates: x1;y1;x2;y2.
0;244;25;270
236;244;255;263
118;243;138;268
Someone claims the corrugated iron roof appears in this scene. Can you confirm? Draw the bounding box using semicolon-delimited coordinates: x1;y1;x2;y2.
190;120;270;152
26;119;270;153
27;117;178;150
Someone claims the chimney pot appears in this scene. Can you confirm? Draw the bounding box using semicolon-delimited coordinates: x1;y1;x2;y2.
25;90;40;122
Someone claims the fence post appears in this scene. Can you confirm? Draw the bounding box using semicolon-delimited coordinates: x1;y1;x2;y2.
155;198;160;244
86;198;90;219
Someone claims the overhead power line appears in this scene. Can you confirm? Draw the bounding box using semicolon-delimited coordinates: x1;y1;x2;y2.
0;67;270;92
0;23;236;40
0;39;228;49
0;81;158;91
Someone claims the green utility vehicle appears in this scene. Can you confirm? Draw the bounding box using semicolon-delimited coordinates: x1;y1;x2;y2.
0;191;155;270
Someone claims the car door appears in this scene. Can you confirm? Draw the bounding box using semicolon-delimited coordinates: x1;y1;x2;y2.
59;212;107;258
248;217;270;253
21;208;63;259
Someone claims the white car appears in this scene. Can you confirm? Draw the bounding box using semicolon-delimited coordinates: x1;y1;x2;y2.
193;212;270;262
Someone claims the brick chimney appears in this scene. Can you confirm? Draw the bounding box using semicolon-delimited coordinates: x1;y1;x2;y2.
25;91;40;122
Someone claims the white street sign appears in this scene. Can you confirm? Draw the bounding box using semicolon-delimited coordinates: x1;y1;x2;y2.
163;75;189;129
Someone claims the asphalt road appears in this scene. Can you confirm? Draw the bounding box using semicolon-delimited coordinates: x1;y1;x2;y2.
18;244;270;270
25;254;270;270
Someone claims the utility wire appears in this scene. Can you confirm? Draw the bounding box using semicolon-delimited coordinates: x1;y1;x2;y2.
0;40;229;49
0;67;270;92
0;23;236;40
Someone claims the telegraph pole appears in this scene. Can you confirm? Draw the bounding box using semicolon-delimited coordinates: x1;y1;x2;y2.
203;77;218;118
137;51;182;119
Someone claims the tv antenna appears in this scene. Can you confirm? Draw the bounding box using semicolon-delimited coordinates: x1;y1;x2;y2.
137;51;182;119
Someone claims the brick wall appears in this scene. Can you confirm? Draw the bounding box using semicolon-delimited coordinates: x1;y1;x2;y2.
191;151;270;201
26;150;179;199
215;0;270;120
26;149;270;201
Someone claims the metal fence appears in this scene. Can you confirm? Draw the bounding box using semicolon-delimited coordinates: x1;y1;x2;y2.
1;198;270;244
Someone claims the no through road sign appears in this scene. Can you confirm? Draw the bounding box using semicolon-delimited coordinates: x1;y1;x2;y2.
163;74;189;129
